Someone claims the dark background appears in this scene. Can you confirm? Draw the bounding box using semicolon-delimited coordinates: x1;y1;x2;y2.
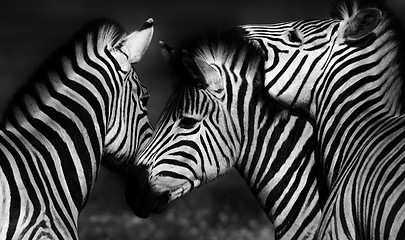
1;1;404;239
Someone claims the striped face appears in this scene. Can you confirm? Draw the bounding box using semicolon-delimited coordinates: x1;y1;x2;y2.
141;85;236;195
127;68;241;218
101;20;154;169
103;66;153;167
241;7;386;117
241;19;341;112
125;34;265;218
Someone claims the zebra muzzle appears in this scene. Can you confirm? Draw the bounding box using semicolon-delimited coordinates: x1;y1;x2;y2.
124;164;170;218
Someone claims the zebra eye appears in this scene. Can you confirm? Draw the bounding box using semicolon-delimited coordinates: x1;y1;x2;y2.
179;117;200;129
288;30;302;44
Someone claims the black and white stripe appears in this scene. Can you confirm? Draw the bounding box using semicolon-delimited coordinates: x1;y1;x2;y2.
241;1;405;238
0;18;153;239
126;32;324;239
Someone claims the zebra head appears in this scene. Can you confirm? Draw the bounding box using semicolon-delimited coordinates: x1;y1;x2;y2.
240;2;405;185
101;19;154;170
240;3;391;116
125;31;270;218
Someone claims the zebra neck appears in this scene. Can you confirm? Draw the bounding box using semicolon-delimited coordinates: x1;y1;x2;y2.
1;79;106;212
316;52;404;188
235;110;322;238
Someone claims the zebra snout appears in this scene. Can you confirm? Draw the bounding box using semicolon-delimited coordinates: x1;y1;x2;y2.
124;164;170;218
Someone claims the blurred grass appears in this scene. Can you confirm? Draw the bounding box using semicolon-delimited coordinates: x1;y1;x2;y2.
78;168;274;240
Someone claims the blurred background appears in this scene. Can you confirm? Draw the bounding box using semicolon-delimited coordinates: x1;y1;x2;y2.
1;0;404;239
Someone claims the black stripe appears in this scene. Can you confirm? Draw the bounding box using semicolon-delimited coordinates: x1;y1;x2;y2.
0;138;22;239
4;132;42;235
265;50;300;92
155;159;198;179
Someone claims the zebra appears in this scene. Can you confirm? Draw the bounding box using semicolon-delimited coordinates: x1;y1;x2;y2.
0;18;154;239
237;0;405;238
125;32;326;239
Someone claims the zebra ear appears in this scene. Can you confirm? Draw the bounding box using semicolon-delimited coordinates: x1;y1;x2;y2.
159;41;176;60
343;8;382;42
119;18;154;63
181;51;223;91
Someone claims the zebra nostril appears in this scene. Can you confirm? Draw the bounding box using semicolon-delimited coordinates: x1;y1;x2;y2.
124;167;171;218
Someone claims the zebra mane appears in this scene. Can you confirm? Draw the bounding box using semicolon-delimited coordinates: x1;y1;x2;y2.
174;30;266;88
1;19;126;126
330;0;385;19
331;0;405;110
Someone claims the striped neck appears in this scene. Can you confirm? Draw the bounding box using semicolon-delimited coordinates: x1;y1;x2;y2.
0;21;124;214
234;92;322;239
315;12;405;187
1;60;108;213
